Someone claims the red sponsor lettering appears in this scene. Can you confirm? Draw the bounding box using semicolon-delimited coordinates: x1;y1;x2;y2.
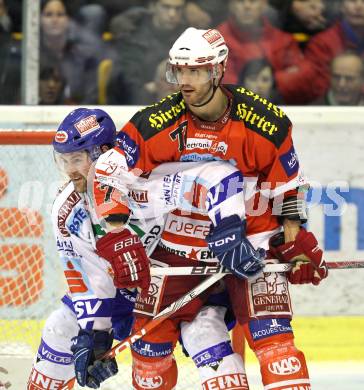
202;29;223;45
202;374;249;390
74;115;99;135
28;367;67;389
166;219;210;238
58;192;81;237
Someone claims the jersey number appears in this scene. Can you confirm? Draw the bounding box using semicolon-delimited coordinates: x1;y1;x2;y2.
169;121;187;152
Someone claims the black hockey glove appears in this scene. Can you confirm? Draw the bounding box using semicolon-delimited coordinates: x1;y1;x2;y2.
206;215;265;279
71;329;117;388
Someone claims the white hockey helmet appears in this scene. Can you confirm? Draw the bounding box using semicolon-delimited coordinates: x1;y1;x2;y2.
166;27;229;84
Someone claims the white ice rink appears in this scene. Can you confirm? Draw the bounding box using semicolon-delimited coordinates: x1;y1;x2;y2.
2;357;363;389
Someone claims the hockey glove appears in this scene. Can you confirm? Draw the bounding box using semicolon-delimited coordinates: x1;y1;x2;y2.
71;329;117;389
96;229;150;294
206;215;265;279
268;228;328;285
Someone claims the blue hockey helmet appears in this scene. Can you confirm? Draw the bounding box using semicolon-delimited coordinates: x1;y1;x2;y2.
53;108;116;160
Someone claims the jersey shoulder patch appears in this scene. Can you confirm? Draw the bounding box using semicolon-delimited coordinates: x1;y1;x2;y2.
130;92;187;140
226;85;292;148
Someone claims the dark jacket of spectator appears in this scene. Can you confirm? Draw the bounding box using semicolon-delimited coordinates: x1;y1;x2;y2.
40;0;106;104
108;9;186;105
0;31;21;104
218;17;305;103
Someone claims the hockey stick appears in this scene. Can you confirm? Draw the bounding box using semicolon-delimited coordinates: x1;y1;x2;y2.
150;260;364;277
61;272;224;389
101;271;224;359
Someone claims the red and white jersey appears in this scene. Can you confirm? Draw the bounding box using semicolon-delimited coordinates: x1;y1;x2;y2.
94;85;306;260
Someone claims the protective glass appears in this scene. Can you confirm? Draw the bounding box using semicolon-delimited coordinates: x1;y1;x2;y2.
54;150;92;177
166;63;219;84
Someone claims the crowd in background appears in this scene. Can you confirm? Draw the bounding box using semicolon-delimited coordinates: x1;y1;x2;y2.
1;0;364;106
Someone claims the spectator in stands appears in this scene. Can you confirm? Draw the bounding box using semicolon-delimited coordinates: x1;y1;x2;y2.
145;58;179;101
0;0;12;33
185;1;228;28
0;27;21;104
302;0;364;101
76;4;107;37
39;64;66;105
313;51;364;105
40;0;106;104
108;6;150;43
87;0;147;25
5;0;20;32
269;0;334;49
218;0;306;104
238;58;282;103
107;0;187;105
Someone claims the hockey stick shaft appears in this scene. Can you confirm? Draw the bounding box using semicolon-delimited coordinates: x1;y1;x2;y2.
150;260;364;277
102;272;224;359
61;272;224;389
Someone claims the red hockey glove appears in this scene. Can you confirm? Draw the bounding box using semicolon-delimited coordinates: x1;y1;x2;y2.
96;229;150;293
268;228;328;285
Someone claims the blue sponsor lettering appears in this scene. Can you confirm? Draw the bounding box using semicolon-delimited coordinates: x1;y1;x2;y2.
56;239;75;253
249;318;292;341
180;153;218;162
67;208;87;235
117;132;140;168
73;298;113;320
132;340;173;357
206;171;244;212
163;173;182;205
192;341;233;368
37;339;73;365
279;146;299;177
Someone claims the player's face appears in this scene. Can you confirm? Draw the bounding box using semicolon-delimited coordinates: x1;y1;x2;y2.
54;151;92;192
173;66;215;105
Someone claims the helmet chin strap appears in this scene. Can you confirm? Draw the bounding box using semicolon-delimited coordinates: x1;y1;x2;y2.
189;71;224;108
190;82;218;108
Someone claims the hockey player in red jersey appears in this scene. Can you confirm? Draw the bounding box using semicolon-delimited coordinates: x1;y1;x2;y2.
94;27;328;390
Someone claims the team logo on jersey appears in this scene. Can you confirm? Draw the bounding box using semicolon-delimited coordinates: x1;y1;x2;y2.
54;130;68;143
74;115;100;136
